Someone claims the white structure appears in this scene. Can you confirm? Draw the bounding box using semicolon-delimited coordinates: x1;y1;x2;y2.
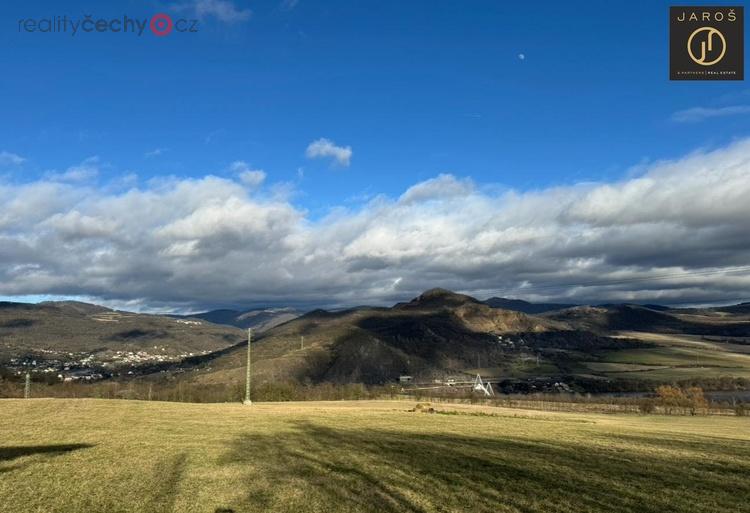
244;328;253;405
473;374;494;397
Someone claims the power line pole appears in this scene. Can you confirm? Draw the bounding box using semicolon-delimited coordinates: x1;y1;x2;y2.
24;372;30;399
244;328;252;405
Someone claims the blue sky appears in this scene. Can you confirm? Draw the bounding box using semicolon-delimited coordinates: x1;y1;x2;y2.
3;1;748;208
2;1;750;310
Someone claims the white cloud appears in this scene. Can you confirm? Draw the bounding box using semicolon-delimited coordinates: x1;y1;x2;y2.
0;151;25;166
45;156;100;182
144;148;167;158
672;105;750;123
280;0;299;10
2;140;750;309
173;0;252;23
229;161;266;188
305;138;352;167
399;174;474;205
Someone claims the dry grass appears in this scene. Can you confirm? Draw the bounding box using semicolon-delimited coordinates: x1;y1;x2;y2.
1;399;749;513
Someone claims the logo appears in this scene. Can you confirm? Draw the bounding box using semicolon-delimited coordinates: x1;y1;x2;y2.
670;7;743;80
687;27;726;65
150;13;173;37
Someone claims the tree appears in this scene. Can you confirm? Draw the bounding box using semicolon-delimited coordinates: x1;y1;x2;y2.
655;385;708;415
655;385;683;415
684;387;708;415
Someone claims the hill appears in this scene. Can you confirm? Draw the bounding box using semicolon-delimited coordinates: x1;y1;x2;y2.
5;292;750;392
38;300;112;315
175;307;299;332
1;399;748;513
715;302;750;314
183;289;575;386
179;291;750;391
0;301;244;379
545;304;750;337
484;297;576;314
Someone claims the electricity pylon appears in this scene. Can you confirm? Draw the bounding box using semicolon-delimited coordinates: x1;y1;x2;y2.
244;328;252;405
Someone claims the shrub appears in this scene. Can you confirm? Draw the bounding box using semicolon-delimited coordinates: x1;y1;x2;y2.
638;398;656;414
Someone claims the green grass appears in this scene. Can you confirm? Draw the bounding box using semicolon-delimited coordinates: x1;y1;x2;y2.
584;344;750;381
1;399;749;513
582;362;670;373
603;366;750;381
602;346;749;367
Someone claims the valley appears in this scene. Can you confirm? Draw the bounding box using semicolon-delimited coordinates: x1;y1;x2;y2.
2;290;750;397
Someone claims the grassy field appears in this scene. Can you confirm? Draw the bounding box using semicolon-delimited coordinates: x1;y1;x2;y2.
1;399;749;513
577;331;750;382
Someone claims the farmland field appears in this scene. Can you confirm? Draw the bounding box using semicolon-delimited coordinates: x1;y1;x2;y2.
575;331;750;382
1;399;749;513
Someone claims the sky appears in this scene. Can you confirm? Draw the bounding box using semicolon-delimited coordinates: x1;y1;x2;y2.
1;0;750;312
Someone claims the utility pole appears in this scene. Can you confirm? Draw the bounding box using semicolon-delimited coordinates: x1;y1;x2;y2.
300;335;304;350
24;372;30;399
244;328;253;405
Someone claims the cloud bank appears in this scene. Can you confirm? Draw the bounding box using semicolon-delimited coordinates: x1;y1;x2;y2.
1;139;750;310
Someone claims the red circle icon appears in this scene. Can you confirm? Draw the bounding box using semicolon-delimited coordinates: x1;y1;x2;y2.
150;13;173;36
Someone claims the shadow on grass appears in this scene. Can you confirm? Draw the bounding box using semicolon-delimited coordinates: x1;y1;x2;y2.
146;452;188;513
0;444;94;462
600;431;750;457
0;444;94;475
220;422;750;513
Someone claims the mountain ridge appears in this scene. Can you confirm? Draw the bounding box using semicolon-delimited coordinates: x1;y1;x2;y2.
175;307;300;332
483;297;577;314
184;288;564;385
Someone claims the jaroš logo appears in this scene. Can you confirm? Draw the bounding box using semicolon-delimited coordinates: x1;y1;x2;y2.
669;6;744;81
687;27;726;65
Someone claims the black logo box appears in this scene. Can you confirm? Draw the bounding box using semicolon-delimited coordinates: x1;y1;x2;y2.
670;6;744;81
